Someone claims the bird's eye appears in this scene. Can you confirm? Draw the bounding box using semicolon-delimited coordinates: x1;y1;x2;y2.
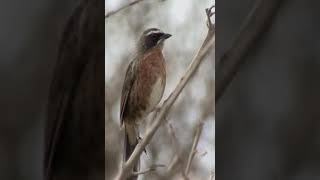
143;32;164;50
148;33;163;40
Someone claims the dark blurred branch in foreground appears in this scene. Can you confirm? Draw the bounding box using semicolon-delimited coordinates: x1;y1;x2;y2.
215;0;284;103
115;6;215;180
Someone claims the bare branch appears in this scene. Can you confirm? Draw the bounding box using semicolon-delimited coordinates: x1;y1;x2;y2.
185;79;215;176
105;0;145;18
115;6;215;180
185;120;204;175
168;124;189;179
206;5;215;28
167;155;179;172
105;0;167;18
209;170;215;180
132;164;166;176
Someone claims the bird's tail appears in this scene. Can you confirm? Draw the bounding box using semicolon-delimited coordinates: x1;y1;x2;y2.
124;124;139;180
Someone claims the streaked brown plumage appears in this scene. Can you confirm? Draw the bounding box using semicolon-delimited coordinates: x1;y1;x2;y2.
120;28;171;179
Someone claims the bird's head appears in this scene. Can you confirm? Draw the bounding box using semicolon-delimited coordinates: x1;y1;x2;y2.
137;28;171;53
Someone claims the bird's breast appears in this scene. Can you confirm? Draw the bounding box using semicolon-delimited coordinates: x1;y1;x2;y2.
131;49;166;120
146;76;165;113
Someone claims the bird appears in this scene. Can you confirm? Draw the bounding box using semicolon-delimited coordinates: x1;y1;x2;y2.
44;1;104;180
120;28;171;179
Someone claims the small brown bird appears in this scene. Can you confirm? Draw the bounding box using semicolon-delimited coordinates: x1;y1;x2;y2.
120;28;171;178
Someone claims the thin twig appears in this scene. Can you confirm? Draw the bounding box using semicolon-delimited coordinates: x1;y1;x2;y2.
185;120;204;175
198;150;208;157
168;124;189;179
132;164;166;176
105;0;145;18
167;155;179;173
185;79;215;176
206;5;215;28
115;6;215;180
209;170;215;180
215;0;284;102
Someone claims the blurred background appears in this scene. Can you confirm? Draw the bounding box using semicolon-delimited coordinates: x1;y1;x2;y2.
0;0;74;179
217;0;320;180
105;0;215;179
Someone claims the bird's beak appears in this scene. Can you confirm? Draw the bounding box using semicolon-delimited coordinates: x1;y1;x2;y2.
162;33;172;39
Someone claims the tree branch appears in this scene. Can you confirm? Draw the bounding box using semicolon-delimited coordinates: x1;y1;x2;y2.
132;164;166;176
105;0;145;18
168;124;189;179
184;120;203;176
105;0;166;18
215;0;284;103
185;80;215;176
115;6;215;180
209;170;215;180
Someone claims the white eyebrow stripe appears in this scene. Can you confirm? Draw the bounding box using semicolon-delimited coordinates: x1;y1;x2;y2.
146;30;163;36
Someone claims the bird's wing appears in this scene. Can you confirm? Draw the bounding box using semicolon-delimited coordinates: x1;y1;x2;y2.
120;59;137;125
